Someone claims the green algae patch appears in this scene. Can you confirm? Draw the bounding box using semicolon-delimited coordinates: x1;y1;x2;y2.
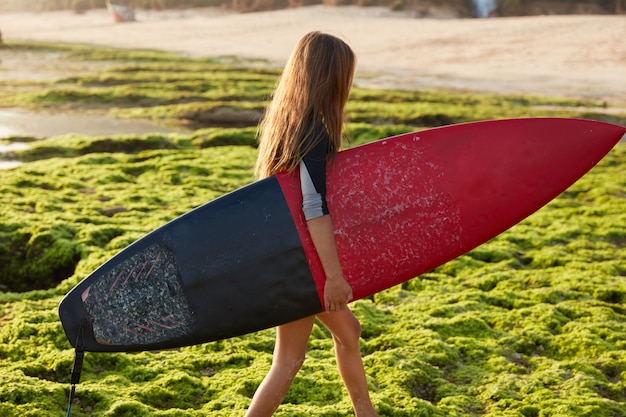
2;41;624;135
0;42;625;416
2;141;624;415
0;223;82;292
191;127;258;148
1;141;257;295
0;141;626;416
15;133;180;163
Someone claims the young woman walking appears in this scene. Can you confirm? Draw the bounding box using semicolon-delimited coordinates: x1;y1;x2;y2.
245;32;379;417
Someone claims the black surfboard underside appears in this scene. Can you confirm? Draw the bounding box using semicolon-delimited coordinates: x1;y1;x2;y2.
59;177;322;352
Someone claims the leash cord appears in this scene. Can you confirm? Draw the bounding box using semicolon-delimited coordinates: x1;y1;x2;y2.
65;321;85;417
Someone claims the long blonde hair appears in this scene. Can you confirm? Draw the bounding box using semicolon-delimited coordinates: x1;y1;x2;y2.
254;31;356;179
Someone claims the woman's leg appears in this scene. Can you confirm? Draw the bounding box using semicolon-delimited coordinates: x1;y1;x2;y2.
317;309;378;417
244;315;316;417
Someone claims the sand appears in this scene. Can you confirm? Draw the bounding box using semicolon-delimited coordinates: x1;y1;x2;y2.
1;6;625;103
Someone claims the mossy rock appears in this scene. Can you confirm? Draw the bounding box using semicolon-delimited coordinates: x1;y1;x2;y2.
178;106;263;128
0;223;82;292
18;134;179;162
191;127;258;148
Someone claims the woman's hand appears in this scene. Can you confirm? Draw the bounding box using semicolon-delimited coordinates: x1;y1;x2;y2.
324;275;353;311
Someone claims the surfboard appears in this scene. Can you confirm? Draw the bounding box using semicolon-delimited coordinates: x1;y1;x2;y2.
58;118;625;352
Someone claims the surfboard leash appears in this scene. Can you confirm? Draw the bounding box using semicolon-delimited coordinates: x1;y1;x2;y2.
65;320;86;417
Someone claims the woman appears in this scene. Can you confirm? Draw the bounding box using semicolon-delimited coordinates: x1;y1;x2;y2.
245;32;379;417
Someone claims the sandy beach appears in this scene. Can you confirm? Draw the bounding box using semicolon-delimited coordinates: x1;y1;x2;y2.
1;6;625;103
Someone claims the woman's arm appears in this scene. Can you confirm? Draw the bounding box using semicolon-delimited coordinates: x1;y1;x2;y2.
306;214;353;311
299;127;352;311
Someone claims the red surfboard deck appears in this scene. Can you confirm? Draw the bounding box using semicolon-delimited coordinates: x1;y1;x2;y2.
59;118;624;352
277;118;625;307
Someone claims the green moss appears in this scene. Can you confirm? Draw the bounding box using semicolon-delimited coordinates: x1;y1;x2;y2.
0;223;83;292
17;134;180;163
191;127;258;148
3;40;624;133
0;42;625;416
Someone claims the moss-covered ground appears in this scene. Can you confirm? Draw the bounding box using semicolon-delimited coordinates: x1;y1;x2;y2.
0;41;624;417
